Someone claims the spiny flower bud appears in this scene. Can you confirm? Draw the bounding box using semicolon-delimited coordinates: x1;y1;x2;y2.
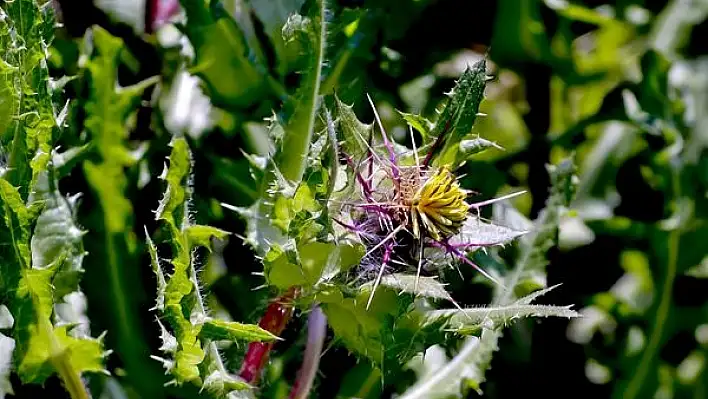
333;90;524;309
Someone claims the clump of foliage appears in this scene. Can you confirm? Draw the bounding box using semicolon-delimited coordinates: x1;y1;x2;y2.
148;136;278;396
1;1;274;398
2;0;706;398
0;1;106;398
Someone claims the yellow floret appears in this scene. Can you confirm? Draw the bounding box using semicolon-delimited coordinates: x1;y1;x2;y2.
410;166;468;241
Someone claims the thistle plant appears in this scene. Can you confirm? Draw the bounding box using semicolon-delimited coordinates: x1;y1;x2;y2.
1;0;587;397
226;36;580;393
2;0;706;397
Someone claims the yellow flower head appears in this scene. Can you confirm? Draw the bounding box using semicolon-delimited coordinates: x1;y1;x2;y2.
409;166;468;241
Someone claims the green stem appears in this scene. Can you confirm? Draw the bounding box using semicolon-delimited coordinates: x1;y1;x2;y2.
104;232;133;359
45;318;89;399
278;0;326;183
622;172;682;399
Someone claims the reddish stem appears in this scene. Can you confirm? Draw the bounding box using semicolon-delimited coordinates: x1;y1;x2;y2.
239;288;297;384
422;118;453;167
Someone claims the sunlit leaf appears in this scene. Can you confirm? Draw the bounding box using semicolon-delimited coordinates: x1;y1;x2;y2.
185;225;230;249
0;0;55;200
199;319;279;342
426;303;578;331
450;218;527;249
335;95;374;160
399;112;433;142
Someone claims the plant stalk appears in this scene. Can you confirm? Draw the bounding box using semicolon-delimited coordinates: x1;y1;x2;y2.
239;288;297;383
43;314;89;399
51;350;89;399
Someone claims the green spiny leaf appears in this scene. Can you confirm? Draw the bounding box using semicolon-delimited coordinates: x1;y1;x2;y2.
375;274;453;302
403;157;579;397
13;262;104;385
152;137;260;394
17;266;55;328
156;137;192;229
457;137;504;162
156;319;177;354
164;303;204;384
335;94;374;160
429;60;488;168
0;178;31;273
329;96;373;227
82;25;150;232
53;144;92;179
449;218;527;249
316;241;364;285
51;326;105;375
201;369;251;397
321;299;386;365
266;241;362;290
199;319;279;342
448;157;579;395
0;4;111;396
320;285;414;367
146;233;166;312
185;225;230;250
433;304;579;330
222;194;288;258
513;283;563;305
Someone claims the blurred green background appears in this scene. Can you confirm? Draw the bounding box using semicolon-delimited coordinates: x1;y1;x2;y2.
12;0;708;397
